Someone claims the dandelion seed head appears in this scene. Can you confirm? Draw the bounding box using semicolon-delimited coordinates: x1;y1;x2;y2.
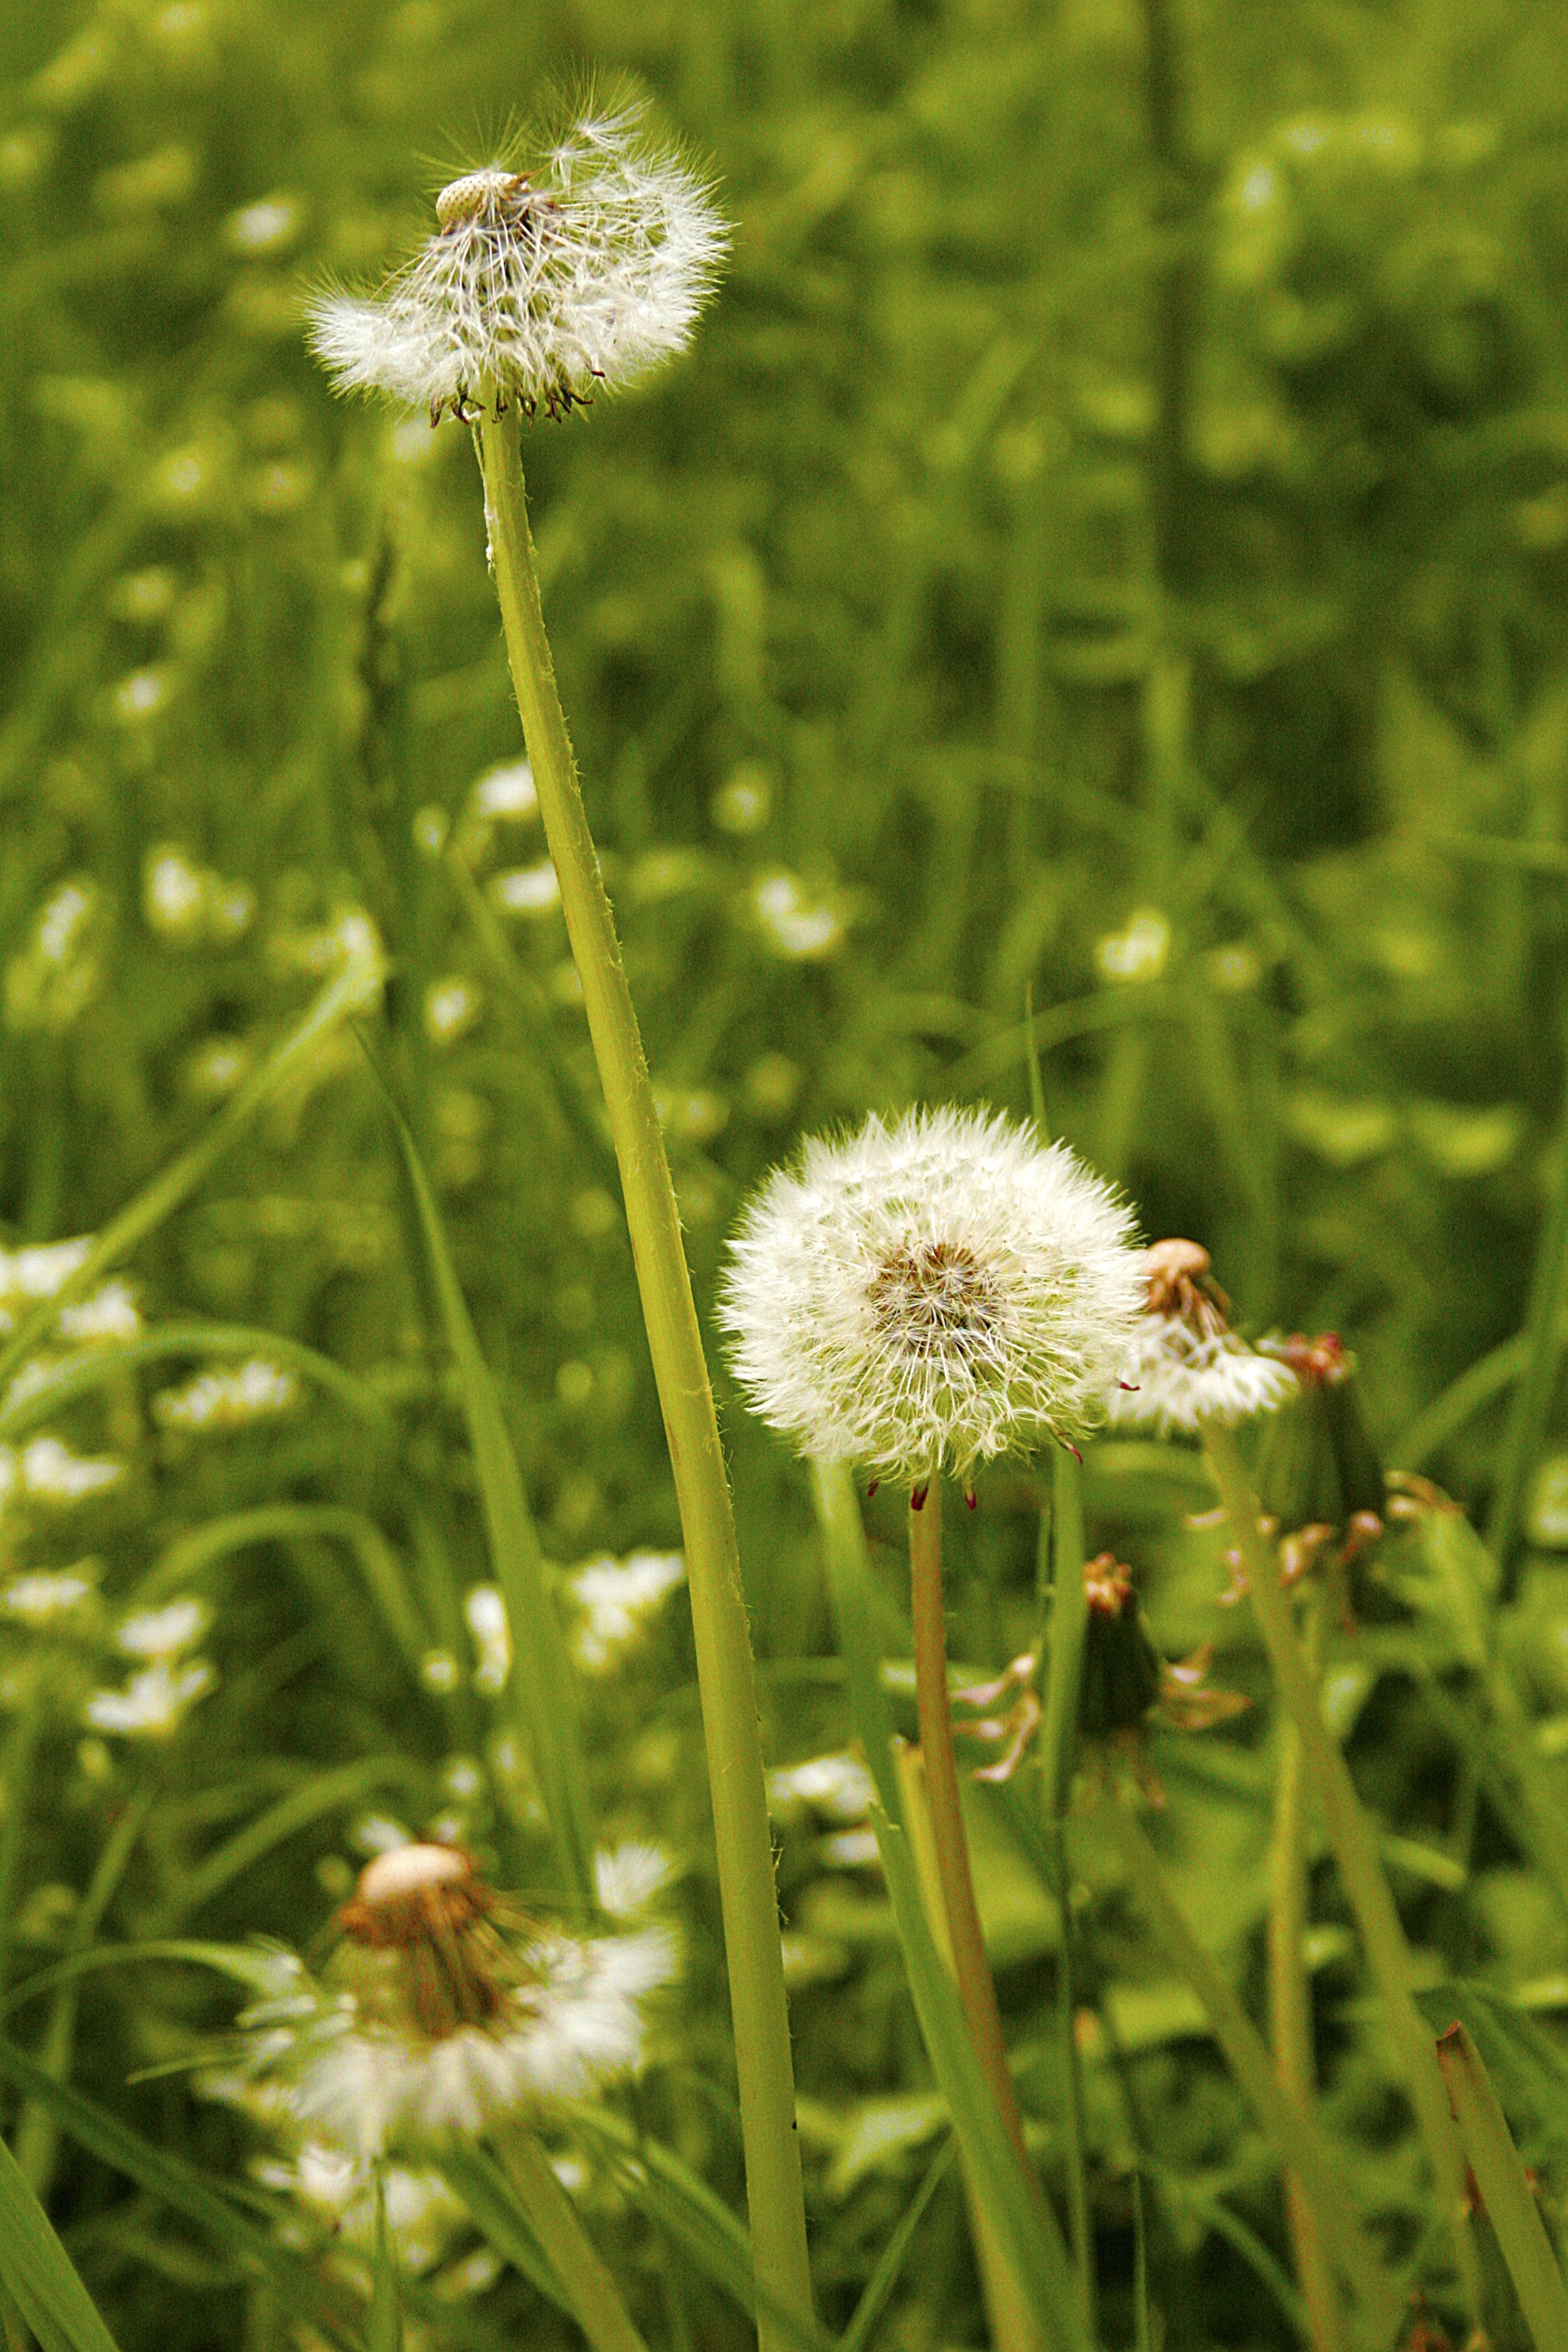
721;1106;1142;1483
227;1848;675;2158
308;111;727;422
1105;1241;1298;1436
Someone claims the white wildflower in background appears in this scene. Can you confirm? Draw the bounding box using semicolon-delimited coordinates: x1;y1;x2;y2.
721;1106;1142;1486
470;759;538;824
767;1753;876;1824
115;1597;208;1657
153;1357;299;1432
253;2143;469;2276
1106;1239;1297;1436
3;1437;124;1506
568;1549;685;1671
225;1845;675;2157
3;1565;98;1625
309;110;727;424
58;1281;140;1343
85;1656;215;1737
464;1585;511;1693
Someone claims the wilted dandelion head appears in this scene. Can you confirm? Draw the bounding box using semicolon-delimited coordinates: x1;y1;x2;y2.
1106;1239;1297;1436
227;1844;674;2158
308;109;727;425
720;1106;1143;1485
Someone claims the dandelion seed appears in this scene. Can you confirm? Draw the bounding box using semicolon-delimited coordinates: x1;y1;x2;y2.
226;1845;675;2157
1106;1239;1297;1436
568;1550;685;1671
721;1106;1142;1485
309;112;727;423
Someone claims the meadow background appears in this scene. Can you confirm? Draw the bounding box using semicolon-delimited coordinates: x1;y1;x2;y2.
5;1;1568;2347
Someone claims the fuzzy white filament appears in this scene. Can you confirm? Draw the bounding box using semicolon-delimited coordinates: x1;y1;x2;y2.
1106;1314;1299;1435
721;1106;1143;1485
309;112;727;423
231;1926;675;2158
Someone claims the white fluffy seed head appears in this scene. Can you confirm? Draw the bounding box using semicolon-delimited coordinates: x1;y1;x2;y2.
720;1106;1143;1484
1104;1244;1298;1434
307;110;727;421
1106;1313;1299;1436
227;1924;675;2158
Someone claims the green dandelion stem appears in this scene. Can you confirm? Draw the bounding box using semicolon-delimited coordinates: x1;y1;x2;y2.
475;408;813;2352
908;1479;1034;2174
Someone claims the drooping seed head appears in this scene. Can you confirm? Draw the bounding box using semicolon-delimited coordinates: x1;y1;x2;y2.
1106;1239;1297;1436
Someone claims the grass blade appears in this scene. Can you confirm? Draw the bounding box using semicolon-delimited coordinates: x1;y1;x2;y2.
839;2135;958;2352
1488;1072;1568;1588
0;2131;122;2352
1436;2021;1568;2352
0;1323;389;1445
0;943;383;1392
368;2175;404;2352
0;2035;361;2350
157;1756;430;1926
378;1073;595;1907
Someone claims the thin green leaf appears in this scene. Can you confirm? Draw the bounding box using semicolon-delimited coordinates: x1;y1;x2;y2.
0;2036;361;2351
368;2175;405;2352
1488;1066;1568;1587
839;2134;958;2352
566;2107;831;2352
371;1073;594;1904
0;945;383;1392
159;1757;430;1926
0;2131;122;2352
812;1454;1086;2351
0;1323;389;1446
133;1504;430;1676
433;2146;566;2309
1436;2023;1568;2352
0;1939;308;2022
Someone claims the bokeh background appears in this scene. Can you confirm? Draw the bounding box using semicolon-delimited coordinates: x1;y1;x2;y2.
6;2;1568;2348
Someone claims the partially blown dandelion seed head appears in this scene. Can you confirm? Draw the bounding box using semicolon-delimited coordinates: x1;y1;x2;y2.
1106;1239;1297;1435
308;112;727;423
225;1845;674;2158
721;1106;1143;1483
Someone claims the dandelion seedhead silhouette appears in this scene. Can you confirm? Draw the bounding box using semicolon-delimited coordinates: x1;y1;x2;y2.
721;1105;1143;1485
309;110;727;424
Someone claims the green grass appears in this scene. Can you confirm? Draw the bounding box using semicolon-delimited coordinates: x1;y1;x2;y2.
6;1;1568;2347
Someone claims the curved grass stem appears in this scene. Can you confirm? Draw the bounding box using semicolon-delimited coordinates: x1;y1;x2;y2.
475;411;812;2351
1204;1421;1483;2328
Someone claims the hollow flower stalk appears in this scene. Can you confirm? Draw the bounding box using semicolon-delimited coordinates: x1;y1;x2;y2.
308;131;811;2349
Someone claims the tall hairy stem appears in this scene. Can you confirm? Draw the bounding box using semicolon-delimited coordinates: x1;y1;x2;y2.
908;1480;1032;2171
476;411;813;2351
1204;1422;1483;2327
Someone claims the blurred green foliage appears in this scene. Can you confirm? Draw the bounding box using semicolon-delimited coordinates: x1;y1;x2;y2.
8;0;1568;2346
